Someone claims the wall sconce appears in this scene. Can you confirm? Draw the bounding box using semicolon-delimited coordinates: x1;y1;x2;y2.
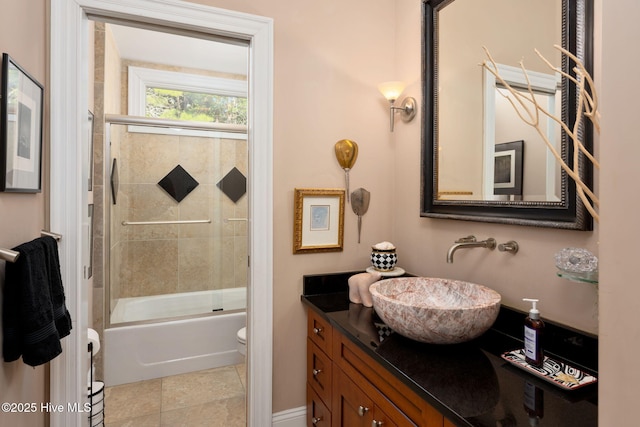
378;81;417;132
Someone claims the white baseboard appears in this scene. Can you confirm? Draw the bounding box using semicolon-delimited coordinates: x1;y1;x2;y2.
272;406;306;427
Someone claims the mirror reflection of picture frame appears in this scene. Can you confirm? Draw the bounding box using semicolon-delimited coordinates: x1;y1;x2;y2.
1;53;44;192
293;188;345;254
494;140;523;196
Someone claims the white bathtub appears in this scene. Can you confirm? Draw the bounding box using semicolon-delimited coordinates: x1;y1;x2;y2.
104;288;246;386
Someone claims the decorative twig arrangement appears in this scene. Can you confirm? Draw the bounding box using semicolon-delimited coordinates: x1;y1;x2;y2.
481;45;599;223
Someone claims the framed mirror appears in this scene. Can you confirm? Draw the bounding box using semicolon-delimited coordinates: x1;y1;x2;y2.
421;0;594;229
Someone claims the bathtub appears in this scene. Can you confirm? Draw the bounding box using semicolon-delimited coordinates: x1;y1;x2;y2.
104;288;246;386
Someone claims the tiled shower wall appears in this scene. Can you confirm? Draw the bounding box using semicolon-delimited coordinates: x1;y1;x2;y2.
109;128;248;304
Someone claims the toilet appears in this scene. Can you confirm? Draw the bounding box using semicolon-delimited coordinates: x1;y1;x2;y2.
237;327;247;356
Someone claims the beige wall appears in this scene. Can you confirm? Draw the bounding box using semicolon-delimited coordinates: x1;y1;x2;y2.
598;0;640;425
3;1;640;425
0;1;48;426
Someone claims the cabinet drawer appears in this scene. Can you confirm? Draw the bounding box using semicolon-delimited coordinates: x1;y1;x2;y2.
307;310;333;355
307;338;333;409
307;383;331;427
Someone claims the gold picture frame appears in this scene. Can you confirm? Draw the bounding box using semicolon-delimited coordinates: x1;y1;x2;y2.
293;188;345;254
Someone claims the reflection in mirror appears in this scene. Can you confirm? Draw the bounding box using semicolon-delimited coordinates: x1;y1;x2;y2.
482;64;562;202
422;0;593;229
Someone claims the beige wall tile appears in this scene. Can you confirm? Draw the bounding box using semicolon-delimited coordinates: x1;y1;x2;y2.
120;239;179;297
178;238;214;293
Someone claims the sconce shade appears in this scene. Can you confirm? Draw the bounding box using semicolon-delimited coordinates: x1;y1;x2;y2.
378;81;416;132
378;81;406;102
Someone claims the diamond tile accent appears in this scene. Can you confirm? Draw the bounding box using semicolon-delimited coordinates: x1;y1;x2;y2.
217;167;247;203
158;165;199;203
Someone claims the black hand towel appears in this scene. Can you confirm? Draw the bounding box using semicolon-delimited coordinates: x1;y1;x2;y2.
2;237;71;367
40;236;72;338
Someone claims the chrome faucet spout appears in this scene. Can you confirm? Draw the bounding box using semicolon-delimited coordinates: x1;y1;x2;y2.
447;237;496;263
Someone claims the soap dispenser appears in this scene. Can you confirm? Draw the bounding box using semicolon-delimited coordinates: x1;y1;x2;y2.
523;298;545;367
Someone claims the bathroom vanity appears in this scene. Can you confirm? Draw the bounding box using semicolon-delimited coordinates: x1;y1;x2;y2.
302;272;598;427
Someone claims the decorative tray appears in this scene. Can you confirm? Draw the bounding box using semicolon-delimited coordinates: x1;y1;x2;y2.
501;349;598;390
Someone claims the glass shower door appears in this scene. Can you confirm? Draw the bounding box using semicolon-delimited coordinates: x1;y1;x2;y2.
107;120;248;325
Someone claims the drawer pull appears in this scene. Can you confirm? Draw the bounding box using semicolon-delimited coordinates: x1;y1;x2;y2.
313;327;323;334
358;405;369;417
372;421;384;427
312;416;323;424
312;368;323;376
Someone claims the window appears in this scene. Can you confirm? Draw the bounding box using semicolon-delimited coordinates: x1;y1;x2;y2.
145;87;247;124
128;66;247;138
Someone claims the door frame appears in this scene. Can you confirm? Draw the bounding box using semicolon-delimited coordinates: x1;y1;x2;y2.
49;1;273;425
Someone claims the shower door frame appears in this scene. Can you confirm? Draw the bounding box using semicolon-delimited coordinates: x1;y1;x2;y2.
49;1;273;426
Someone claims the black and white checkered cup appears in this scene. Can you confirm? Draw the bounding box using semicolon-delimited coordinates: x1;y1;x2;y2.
371;248;397;271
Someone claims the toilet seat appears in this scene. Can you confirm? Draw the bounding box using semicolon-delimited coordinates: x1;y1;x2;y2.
237;327;247;356
237;326;246;344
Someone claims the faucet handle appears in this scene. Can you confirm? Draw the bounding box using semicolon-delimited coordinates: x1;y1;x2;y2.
455;235;477;243
498;240;519;254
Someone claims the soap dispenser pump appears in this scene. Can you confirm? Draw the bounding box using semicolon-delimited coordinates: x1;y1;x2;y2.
523;298;545;367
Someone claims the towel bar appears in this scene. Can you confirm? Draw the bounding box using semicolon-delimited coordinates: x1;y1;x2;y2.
41;230;62;241
0;248;20;263
0;230;62;263
122;219;211;226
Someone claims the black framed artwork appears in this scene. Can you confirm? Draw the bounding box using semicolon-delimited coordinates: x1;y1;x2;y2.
1;53;44;192
494;140;524;196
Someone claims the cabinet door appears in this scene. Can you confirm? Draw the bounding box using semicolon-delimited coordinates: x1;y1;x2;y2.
371;404;403;427
307;383;331;427
371;406;398;427
332;367;373;427
307;338;332;409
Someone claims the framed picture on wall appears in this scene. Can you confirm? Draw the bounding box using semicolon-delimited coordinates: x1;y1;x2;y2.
293;188;345;254
0;53;44;192
494;140;524;196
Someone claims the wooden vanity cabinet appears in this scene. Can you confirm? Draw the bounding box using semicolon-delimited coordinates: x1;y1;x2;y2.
306;309;454;427
307;311;334;426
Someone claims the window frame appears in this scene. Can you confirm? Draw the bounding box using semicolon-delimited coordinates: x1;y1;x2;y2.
127;65;248;138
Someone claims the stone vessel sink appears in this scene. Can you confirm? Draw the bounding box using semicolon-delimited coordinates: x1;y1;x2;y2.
369;277;501;344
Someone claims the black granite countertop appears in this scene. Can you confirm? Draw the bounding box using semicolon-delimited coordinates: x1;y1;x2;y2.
302;271;598;427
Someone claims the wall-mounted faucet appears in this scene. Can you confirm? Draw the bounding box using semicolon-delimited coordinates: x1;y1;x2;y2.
447;235;496;263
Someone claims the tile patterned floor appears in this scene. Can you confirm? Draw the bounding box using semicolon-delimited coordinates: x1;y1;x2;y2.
103;364;246;427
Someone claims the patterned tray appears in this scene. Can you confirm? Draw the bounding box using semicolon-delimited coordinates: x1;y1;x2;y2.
501;349;598;390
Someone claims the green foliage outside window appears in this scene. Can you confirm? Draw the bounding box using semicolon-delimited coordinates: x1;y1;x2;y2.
145;87;247;125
